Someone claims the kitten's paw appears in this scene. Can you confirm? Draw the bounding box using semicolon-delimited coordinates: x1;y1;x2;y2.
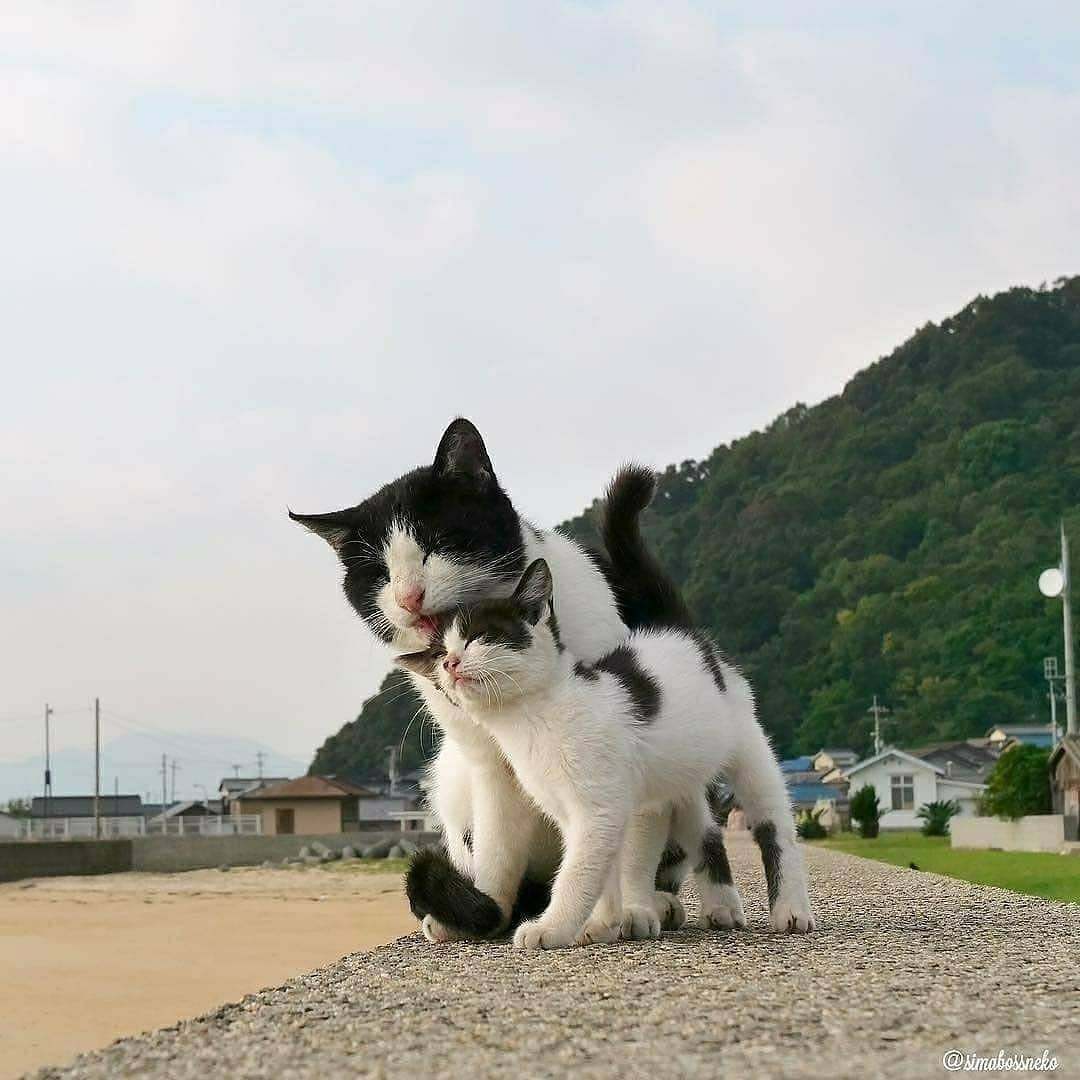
770;894;815;934
421;914;463;943
699;884;747;930
576;916;621;946
513;919;579;951
621;904;661;941
655;890;686;931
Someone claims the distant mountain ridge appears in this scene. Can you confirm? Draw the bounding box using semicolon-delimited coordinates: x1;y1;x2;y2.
311;276;1080;775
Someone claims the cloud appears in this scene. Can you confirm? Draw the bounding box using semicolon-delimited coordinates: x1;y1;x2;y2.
1;3;1077;768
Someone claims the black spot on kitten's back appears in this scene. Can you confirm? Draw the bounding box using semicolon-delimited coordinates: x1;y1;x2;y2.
592;645;661;722
690;630;727;694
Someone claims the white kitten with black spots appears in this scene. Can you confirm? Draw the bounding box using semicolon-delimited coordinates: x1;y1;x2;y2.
398;559;816;950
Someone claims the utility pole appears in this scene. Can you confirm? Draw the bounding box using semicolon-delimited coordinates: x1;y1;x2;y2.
1063;523;1077;737
44;703;54;827
169;759;180;805
94;697;101;840
231;763;241;779
160;754;168;825
867;696;891;755
255;751;265;779
1038;522;1077;739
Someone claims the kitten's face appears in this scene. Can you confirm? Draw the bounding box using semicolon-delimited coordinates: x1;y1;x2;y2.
397;559;557;710
291;420;525;652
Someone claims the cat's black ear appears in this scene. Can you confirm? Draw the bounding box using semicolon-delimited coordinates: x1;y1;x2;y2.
433;418;495;483
512;559;553;626
395;649;440;680
288;508;353;552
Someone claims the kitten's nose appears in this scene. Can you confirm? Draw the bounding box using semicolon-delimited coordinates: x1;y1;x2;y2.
443;655;461;675
398;586;425;614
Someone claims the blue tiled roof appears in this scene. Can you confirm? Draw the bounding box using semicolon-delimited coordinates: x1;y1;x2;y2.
787;782;845;805
780;756;815;773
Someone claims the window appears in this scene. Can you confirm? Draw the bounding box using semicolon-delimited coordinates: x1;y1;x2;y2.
890;775;915;811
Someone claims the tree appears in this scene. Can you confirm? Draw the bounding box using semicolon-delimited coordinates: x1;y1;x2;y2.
850;785;881;839
981;745;1052;820
3;797;31;818
917;799;960;836
796;808;828;840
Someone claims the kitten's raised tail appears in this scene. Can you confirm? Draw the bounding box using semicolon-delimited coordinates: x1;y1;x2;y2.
602;464;692;631
405;848;550;938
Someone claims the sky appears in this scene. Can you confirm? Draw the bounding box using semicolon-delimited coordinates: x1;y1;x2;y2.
2;2;1079;798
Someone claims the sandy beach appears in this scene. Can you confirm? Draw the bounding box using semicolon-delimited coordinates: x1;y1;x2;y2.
0;862;415;1079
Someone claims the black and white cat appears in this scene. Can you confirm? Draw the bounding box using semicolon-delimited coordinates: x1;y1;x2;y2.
398;559;815;948
291;420;665;938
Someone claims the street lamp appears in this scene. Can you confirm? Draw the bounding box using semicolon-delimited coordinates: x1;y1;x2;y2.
1038;523;1076;739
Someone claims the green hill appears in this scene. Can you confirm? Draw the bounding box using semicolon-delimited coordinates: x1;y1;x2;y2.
309;670;434;779
310;276;1080;774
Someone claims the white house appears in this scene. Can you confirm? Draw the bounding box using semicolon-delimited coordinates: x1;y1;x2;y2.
844;747;989;829
0;811;22;839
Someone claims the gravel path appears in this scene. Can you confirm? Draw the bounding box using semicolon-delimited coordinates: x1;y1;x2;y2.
35;837;1079;1079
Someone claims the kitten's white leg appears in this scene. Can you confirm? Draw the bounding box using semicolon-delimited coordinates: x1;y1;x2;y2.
728;724;815;933
577;863;623;946
514;813;624;951
619;808;672;940
470;755;540;932
671;794;746;931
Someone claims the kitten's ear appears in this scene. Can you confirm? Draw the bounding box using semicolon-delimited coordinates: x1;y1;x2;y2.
432;418;495;483
288;508;353;552
512;559;554;626
395;649;440;680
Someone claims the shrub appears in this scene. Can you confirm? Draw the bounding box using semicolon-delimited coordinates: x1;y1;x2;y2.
917;799;961;836
981;745;1052;820
850;784;882;838
796;808;828;840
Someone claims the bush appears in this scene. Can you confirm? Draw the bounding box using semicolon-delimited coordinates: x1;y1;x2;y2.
796;808;828;840
917;799;961;836
850;784;881;838
981;745;1052;820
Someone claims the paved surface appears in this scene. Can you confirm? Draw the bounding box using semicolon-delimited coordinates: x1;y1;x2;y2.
35;837;1079;1079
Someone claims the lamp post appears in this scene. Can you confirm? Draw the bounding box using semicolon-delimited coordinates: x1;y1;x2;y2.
1038;522;1076;739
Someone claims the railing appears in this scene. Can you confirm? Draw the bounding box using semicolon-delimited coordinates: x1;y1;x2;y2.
144;815;262;837
19;815;263;840
20;817;147;840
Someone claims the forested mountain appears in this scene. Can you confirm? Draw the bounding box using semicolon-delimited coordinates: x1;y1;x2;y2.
310;276;1080;776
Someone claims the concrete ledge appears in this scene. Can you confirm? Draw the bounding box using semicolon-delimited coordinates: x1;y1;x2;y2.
952;814;1066;852
0;840;133;884
34;841;1080;1079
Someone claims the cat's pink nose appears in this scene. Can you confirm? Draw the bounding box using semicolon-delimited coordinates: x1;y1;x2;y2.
398;587;425;614
443;655;461;675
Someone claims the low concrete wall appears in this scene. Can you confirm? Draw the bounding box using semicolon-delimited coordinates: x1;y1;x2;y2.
0;839;133;883
131;830;442;873
951;814;1066;853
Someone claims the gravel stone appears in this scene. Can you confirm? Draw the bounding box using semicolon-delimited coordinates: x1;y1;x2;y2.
33;838;1080;1079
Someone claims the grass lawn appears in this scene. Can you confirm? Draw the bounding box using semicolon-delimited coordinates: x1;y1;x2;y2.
811;831;1080;904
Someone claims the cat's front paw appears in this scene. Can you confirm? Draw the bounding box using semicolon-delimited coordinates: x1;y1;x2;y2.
621;904;661;940
513;918;579;951
770;893;815;934
576;916;621;946
421;914;464;943
700;884;747;930
654;890;686;931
